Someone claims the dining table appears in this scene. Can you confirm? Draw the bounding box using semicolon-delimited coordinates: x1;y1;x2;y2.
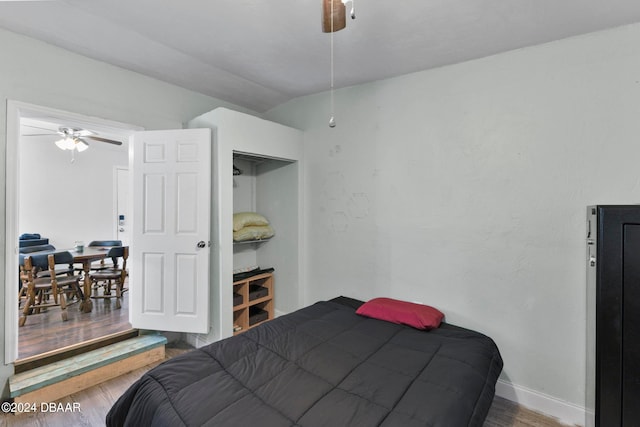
70;246;111;313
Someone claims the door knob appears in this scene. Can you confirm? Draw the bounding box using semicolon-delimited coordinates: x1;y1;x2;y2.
197;241;206;248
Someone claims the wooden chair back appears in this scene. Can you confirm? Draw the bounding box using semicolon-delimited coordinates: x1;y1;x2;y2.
20;251;82;326
106;246;128;276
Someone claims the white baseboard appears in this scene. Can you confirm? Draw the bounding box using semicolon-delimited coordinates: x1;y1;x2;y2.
496;379;586;427
184;333;198;348
274;309;287;318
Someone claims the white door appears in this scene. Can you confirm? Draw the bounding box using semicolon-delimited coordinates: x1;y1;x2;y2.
130;128;211;333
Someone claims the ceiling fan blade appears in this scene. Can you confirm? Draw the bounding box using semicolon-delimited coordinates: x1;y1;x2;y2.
86;135;123;145
21;133;58;137
22;124;60;133
322;0;346;33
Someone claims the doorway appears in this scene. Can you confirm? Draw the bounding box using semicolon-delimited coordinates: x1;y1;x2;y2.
5;101;143;363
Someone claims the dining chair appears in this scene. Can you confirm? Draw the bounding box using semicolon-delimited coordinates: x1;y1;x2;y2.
18;238;49;248
18;244;75;279
18;254;37;307
18;245;56;302
89;246;128;309
86;240;123;272
19;244;56;254
19;251;84;326
88;240;122;247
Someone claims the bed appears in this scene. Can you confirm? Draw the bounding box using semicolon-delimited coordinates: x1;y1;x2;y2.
107;297;503;427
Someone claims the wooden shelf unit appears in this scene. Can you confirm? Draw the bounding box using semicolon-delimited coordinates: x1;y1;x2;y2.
232;272;274;335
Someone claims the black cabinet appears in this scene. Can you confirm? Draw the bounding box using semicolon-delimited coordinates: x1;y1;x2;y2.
587;205;640;427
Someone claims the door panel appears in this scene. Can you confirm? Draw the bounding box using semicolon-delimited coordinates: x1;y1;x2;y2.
176;173;198;232
142;252;164;313
143;174;166;233
131;128;211;333
175;254;197;314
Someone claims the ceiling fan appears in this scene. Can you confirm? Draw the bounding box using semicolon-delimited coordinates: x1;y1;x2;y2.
22;124;124;162
322;0;356;127
22;125;123;152
322;0;355;33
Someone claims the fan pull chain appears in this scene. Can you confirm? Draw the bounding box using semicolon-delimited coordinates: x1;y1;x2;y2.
329;31;336;128
329;0;336;128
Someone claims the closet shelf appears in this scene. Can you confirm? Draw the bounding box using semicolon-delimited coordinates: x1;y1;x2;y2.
233;237;272;245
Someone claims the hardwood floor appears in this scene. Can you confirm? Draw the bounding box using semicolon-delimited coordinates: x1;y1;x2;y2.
485;397;576;426
18;288;132;360
1;341;574;427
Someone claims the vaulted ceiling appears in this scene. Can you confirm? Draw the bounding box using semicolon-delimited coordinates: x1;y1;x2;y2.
2;0;640;112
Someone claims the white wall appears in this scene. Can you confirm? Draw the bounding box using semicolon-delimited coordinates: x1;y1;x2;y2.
19;135;128;249
255;160;300;315
233;158;259;269
0;28;254;397
264;23;640;425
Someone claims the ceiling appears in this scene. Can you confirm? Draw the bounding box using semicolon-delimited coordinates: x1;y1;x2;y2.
2;0;640;112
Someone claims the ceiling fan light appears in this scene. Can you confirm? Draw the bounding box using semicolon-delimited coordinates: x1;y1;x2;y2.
75;139;89;152
54;137;74;150
64;137;76;150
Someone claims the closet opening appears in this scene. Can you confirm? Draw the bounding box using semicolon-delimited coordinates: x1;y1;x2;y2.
232;151;298;332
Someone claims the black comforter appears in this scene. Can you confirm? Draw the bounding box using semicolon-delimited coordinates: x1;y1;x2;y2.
107;299;502;426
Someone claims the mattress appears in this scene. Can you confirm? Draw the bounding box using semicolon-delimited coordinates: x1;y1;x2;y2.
107;297;503;426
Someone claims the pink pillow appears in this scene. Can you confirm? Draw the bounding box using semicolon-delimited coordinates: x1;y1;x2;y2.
356;297;444;330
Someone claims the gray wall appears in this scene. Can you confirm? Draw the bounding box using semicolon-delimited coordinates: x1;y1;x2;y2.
0;27;253;396
264;22;640;421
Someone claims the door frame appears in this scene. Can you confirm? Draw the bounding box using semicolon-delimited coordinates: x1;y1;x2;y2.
113;166;130;244
4;100;143;364
197;108;304;342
